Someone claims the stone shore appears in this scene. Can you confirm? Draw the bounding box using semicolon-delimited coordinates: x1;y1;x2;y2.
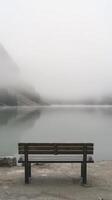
0;161;112;200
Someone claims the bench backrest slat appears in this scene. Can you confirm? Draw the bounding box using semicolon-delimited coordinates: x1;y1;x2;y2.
18;143;94;155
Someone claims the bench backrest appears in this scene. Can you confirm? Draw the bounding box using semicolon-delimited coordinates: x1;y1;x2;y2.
18;143;94;155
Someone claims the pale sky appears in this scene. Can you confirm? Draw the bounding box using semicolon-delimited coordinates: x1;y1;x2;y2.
0;0;112;100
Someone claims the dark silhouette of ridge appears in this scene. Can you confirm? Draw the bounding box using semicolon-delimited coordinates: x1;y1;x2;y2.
0;43;43;106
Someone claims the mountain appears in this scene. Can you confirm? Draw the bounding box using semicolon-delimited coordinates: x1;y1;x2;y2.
0;43;43;106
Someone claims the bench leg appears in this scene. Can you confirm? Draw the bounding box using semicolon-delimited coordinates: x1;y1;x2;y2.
81;163;83;179
81;163;87;184
83;163;87;184
28;163;31;178
25;162;29;184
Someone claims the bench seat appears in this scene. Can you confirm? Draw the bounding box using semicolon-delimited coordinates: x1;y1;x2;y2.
19;155;94;163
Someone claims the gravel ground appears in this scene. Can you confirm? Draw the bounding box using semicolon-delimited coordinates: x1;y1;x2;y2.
0;161;112;200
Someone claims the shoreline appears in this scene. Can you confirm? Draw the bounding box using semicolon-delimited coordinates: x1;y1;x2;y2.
0;104;112;111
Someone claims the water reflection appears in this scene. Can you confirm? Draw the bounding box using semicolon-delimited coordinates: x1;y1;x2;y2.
11;109;41;129
0;109;17;126
0;108;41;155
0;108;41;127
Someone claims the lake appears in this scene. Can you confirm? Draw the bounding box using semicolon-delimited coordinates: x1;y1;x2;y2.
0;106;112;161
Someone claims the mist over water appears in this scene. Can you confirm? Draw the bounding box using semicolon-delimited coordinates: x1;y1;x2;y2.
0;1;112;161
0;0;112;100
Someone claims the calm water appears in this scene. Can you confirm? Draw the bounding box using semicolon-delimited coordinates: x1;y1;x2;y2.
0;106;112;161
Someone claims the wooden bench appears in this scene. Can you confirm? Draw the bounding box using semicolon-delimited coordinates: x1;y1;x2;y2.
18;143;94;184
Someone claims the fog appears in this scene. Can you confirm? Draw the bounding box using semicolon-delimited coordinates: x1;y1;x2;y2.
0;0;112;100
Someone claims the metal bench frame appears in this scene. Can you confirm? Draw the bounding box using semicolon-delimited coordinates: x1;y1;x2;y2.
18;143;94;184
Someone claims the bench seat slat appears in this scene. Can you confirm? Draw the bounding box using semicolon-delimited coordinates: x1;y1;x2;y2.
19;146;93;151
18;155;94;163
18;143;93;145
19;150;93;154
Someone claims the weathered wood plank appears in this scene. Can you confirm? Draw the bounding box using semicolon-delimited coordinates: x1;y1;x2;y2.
18;155;94;163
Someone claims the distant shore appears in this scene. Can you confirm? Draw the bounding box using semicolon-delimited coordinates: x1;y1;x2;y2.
49;104;112;108
1;104;112;108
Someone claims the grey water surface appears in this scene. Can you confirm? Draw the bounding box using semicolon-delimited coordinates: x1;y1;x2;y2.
0;106;112;161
